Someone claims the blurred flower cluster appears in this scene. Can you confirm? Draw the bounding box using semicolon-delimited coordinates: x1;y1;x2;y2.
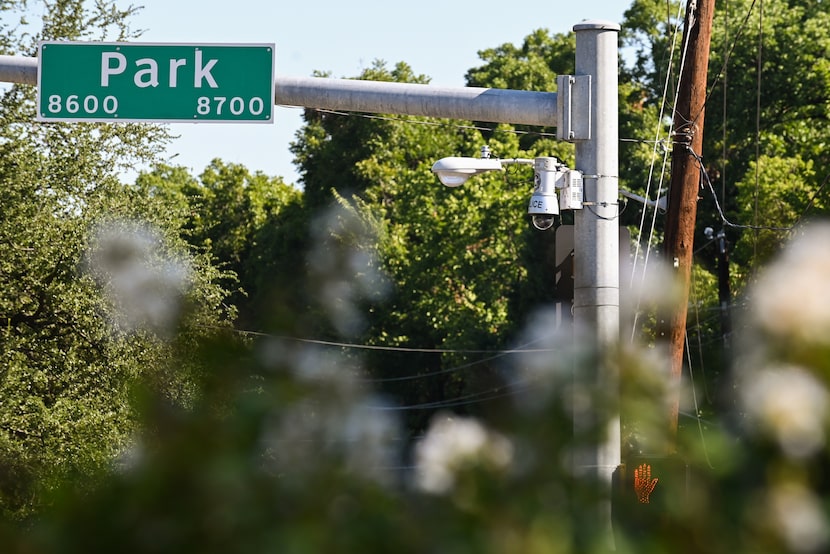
414;412;513;495
7;219;830;554
84;219;192;336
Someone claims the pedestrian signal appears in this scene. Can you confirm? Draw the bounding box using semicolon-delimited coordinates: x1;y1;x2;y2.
633;462;659;503
612;455;689;540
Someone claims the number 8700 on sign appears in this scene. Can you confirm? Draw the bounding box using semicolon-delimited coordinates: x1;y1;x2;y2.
197;96;266;117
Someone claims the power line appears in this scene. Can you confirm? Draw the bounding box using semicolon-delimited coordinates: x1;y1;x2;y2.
689;146;792;232
752;0;765;264
628;0;686;343
795;171;830;226
364;349;523;383
684;336;716;469
199;325;568;405
372;381;533;411
221;326;556;355
294;104;661;147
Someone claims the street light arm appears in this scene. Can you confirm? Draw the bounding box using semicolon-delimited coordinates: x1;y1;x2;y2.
430;154;536;187
499;158;535;166
619;188;666;211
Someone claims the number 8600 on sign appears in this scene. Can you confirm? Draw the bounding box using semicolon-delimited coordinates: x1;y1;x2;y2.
46;94;119;116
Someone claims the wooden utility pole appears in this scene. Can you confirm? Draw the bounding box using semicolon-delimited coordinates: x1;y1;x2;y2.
662;0;716;450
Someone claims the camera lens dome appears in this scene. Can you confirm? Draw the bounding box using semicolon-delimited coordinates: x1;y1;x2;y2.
531;214;556;231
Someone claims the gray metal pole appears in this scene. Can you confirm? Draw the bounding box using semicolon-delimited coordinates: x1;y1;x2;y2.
573;18;621;530
0;55;558;127
275;76;557;127
0;55;37;85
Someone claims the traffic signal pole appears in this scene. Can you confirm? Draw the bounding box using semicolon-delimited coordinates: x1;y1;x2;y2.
572;22;621;537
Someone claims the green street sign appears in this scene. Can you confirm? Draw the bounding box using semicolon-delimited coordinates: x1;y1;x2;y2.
37;42;275;123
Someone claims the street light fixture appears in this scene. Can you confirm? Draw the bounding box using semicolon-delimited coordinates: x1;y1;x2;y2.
430;146;505;187
431;145;583;231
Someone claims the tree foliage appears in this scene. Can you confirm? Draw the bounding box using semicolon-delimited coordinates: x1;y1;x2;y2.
135;160;303;328
288;60;570;432
0;0;233;519
704;0;830;274
618;0;830;388
623;0;830;274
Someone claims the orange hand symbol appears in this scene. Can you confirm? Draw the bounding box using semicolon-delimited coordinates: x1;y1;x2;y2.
633;463;659;504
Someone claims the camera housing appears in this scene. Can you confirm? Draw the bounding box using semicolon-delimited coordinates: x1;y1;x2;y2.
431;148;583;232
528;157;561;231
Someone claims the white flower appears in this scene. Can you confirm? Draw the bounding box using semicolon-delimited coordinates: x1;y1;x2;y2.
752;223;830;345
259;395;401;487
306;204;391;338
623;257;684;319
765;483;830;553
86;220;191;335
508;307;589;414
338;399;401;486
740;365;829;459
414;412;513;495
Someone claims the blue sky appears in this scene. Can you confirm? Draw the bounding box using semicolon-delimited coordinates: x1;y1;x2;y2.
128;0;631;185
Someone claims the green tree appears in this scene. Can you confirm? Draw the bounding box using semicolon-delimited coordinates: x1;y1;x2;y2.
136;160;303;327
732;155;822;267
704;0;830;276
285;29;668;435
623;0;830;273
465;28;576;158
617;0;830;360
0;0;233;519
292;63;432;212
706;0;830;186
289;61;553;433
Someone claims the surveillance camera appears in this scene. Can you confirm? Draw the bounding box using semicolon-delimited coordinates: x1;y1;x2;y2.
527;157;560;231
704;227;714;239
